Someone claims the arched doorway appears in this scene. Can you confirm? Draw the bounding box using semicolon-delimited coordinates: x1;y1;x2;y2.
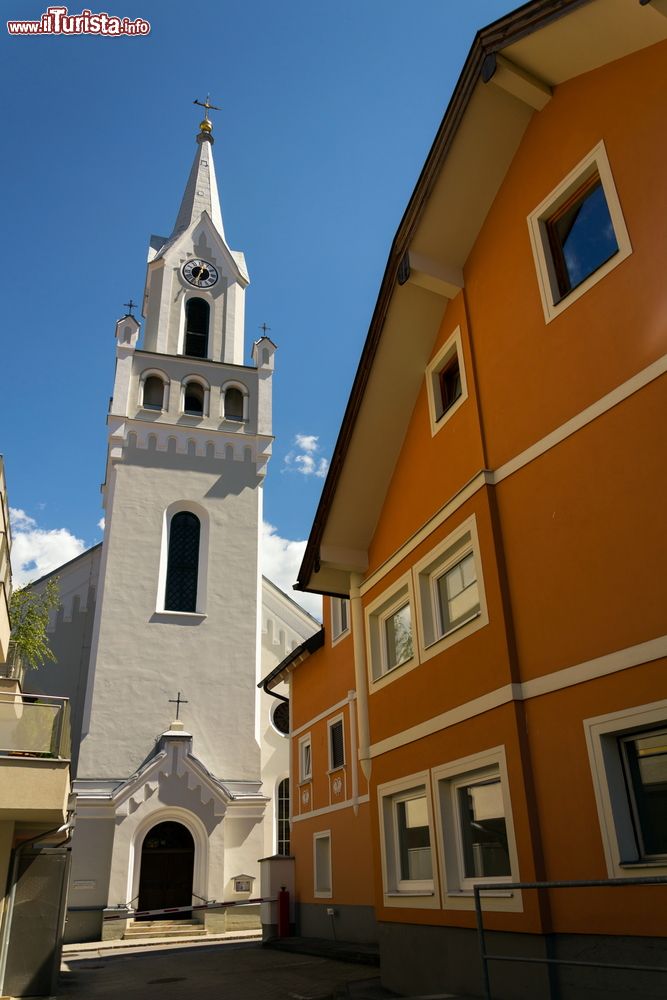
137;821;194;920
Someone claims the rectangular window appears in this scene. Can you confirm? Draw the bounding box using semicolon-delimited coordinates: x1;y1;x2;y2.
365;573;417;685
299;734;312;782
527;140;631;323
329;717;345;770
331;598;350;643
456;776;511;881
384;602;413;671
439;356;462;416
378;773;437;907
619;729;667;860
545;174;618;301
585;703;667;878
314;831;332;898
414;515;487;662
435;550;479;636
433;748;521;911
425;327;468;436
395;792;433;888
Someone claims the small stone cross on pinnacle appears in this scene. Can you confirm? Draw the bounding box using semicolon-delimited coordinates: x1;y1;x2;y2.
169;691;188;720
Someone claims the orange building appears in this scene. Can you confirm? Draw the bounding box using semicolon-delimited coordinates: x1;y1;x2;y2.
278;2;667;998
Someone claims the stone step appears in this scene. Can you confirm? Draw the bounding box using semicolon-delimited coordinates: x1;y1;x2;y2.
131;919;201;927
123;924;207;939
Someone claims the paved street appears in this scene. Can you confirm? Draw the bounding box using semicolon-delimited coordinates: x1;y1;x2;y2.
59;939;388;1000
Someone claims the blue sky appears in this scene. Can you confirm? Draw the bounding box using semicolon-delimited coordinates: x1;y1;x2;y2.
1;0;510;609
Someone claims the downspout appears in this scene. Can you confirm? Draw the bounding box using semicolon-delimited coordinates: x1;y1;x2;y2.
0;817;75;991
350;573;371;781
347;690;359;814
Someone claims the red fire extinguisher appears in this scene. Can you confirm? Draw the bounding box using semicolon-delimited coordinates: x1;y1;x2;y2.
278;885;290;937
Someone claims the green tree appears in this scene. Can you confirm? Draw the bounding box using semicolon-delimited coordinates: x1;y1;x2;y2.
9;578;60;669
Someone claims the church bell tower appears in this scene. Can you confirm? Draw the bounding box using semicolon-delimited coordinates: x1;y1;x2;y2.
71;107;276;924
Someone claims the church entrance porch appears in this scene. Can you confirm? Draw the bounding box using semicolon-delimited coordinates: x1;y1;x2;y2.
136;821;194;920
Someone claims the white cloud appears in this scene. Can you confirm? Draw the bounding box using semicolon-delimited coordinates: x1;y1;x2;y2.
10;508;86;587
283;433;329;480
294;434;318;453
261;521;322;621
97;517;105;532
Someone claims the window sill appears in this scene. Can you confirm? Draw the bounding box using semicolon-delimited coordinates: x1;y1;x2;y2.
619;860;667;869
386;890;435;898
327;766;346;775
450;889;514;898
151;611;207;624
298;778;312;786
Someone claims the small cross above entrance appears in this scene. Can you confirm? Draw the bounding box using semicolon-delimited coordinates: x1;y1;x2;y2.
168;691;188;719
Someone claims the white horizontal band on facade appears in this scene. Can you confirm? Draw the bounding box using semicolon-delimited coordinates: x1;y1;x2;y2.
291;691;356;739
360;352;667;598
292;794;370;823
369;633;667;759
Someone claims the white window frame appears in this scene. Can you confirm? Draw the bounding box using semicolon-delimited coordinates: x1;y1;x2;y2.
584;699;667;880
432;746;522;913
327;714;345;772
155;500;209;617
377;771;439;909
365;571;418;690
298;733;312;783
413;514;488;663
425;326;468;436
330;598;350;646
313;830;332;898
527;140;632;324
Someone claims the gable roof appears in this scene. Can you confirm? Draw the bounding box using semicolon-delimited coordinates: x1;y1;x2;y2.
295;0;667;597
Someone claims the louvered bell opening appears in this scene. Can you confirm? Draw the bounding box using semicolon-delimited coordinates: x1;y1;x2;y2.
330;721;344;769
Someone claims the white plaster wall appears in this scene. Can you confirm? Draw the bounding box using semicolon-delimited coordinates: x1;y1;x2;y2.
258;582;319;857
78;450;262;782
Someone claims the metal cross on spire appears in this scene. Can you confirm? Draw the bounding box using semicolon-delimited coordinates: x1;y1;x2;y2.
123;299;137;317
259;323;271;336
169;691;188;720
193;94;221;123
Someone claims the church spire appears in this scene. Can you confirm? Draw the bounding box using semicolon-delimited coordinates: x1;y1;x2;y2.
171;99;225;241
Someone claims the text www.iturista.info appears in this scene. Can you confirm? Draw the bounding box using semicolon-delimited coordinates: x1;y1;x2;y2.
7;6;150;35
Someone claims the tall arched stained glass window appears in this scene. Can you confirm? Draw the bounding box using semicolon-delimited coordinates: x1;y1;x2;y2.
165;512;200;612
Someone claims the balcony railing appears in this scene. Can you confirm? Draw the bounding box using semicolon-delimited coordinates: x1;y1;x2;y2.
0;692;71;760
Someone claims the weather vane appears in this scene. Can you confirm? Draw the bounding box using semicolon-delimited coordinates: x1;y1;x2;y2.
193;94;221;124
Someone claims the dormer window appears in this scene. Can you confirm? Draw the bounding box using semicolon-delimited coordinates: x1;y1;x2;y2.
184;298;209;358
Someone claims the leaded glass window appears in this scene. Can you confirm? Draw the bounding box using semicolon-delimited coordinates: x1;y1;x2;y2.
165;512;200;612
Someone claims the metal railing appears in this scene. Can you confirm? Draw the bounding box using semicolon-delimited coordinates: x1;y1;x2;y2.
0;691;70;759
474;876;667;1000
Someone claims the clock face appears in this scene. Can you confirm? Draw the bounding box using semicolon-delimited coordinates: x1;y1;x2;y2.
182;258;218;288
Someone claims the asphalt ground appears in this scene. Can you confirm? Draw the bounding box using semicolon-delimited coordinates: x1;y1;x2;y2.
59;938;389;1000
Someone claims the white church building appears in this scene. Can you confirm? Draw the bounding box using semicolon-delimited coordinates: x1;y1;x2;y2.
25;109;317;943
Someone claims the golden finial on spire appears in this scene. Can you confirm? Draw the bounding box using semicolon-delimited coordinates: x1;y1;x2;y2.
193;95;221;136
